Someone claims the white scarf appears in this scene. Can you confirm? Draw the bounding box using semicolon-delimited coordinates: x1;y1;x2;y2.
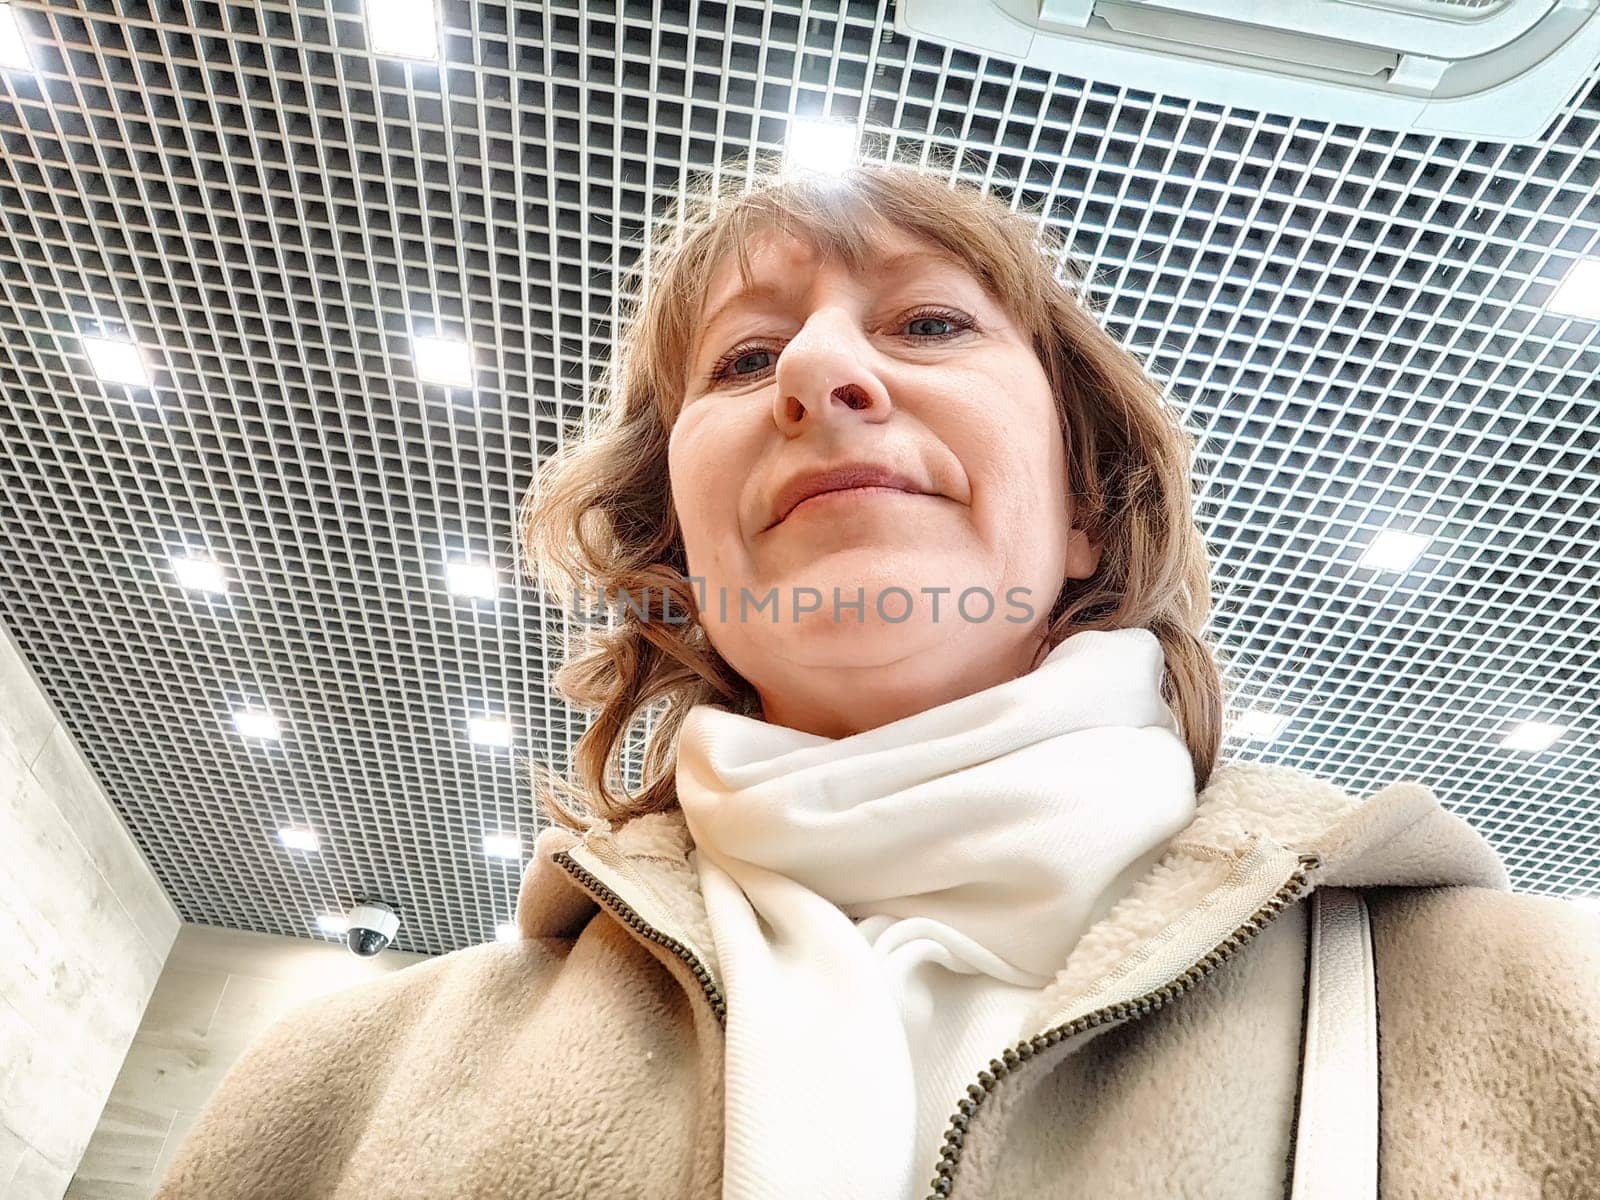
675;626;1198;1200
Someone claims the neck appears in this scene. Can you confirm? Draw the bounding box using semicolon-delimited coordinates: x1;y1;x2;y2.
750;627;1052;739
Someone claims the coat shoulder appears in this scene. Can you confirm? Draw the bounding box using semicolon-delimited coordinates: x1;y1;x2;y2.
1366;883;1600;986
153;913;717;1200
1365;885;1600;1197
152;936;578;1198
235;934;578;1060
1366;884;1600;1022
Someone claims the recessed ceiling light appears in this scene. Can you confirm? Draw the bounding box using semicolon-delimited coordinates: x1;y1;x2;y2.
278;828;320;852
172;553;228;595
0;3;32;71
232;707;281;740
468;716;512;747
1358;529;1429;573
1501;720;1567;752
1548;257;1600;320
495;922;520;943
785;117;858;175
482;832;522;860
1571;895;1600;916
446;559;498;600
316;912;350;935
80;336;152;386
1231;708;1289;741
364;0;438;59
412;335;473;386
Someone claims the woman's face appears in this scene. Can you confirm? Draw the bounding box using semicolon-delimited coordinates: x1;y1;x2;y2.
667;226;1102;738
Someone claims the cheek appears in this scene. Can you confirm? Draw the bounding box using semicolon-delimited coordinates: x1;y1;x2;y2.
955;404;1070;564
667;413;735;555
665;423;700;542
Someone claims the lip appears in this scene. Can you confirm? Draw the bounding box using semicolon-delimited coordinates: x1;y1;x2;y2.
766;463;928;529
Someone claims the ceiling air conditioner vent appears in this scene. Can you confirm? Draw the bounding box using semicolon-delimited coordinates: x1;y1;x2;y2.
896;0;1600;140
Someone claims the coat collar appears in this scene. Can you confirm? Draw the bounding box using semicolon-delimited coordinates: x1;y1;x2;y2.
516;761;1509;1028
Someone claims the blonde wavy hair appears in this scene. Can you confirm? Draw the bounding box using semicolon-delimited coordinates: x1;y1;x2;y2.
519;150;1223;833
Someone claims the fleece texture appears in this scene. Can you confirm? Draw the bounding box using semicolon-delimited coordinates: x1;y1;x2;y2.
153;761;1600;1199
154;920;725;1200
985;904;1311;1198
1370;885;1600;1200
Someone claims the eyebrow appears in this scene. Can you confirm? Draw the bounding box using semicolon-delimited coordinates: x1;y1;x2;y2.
694;247;972;358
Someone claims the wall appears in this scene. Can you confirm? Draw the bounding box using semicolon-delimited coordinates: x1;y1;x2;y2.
1;618;182;1198
67;923;427;1199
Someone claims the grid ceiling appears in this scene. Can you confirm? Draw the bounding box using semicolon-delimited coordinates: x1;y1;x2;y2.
1;0;1598;956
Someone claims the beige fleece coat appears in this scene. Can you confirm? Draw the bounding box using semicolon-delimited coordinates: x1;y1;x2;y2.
153;762;1600;1199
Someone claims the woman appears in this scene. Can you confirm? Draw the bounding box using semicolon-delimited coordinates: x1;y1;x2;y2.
156;157;1599;1200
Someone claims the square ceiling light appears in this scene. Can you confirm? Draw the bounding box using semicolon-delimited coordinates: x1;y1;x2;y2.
482;832;522;859
495;922;520;943
172;553;228;595
1358;529;1430;573
412;335;473;386
0;3;32;70
467;716;512;747
1232;708;1289;741
232;707;281;740
446;559;498;600
277;827;320;852
365;0;438;59
1548;258;1600;320
1501;720;1567;753
785;118;858;175
80;336;151;386
316;912;350;935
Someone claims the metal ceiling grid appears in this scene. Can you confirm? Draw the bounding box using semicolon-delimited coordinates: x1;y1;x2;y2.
0;0;1596;955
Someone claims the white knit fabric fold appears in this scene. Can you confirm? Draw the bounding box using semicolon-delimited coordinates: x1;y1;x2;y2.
675;626;1198;1200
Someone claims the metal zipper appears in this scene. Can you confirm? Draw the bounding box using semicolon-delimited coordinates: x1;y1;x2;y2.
924;851;1325;1200
553;848;728;1026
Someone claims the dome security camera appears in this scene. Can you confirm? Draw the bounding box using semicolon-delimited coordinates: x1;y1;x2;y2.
344;901;400;957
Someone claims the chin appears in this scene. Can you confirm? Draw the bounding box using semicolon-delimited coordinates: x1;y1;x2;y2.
752;618;956;670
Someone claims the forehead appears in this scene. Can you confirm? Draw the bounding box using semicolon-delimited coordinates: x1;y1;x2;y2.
696;229;978;337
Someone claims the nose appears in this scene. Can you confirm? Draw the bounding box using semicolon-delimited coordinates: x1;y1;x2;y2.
772;312;892;431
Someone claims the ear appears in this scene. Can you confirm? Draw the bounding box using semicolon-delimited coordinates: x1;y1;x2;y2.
1063;523;1103;581
1056;440;1102;581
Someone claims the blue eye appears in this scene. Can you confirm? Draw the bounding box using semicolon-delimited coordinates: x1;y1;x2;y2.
720;347;776;379
906;314;959;337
